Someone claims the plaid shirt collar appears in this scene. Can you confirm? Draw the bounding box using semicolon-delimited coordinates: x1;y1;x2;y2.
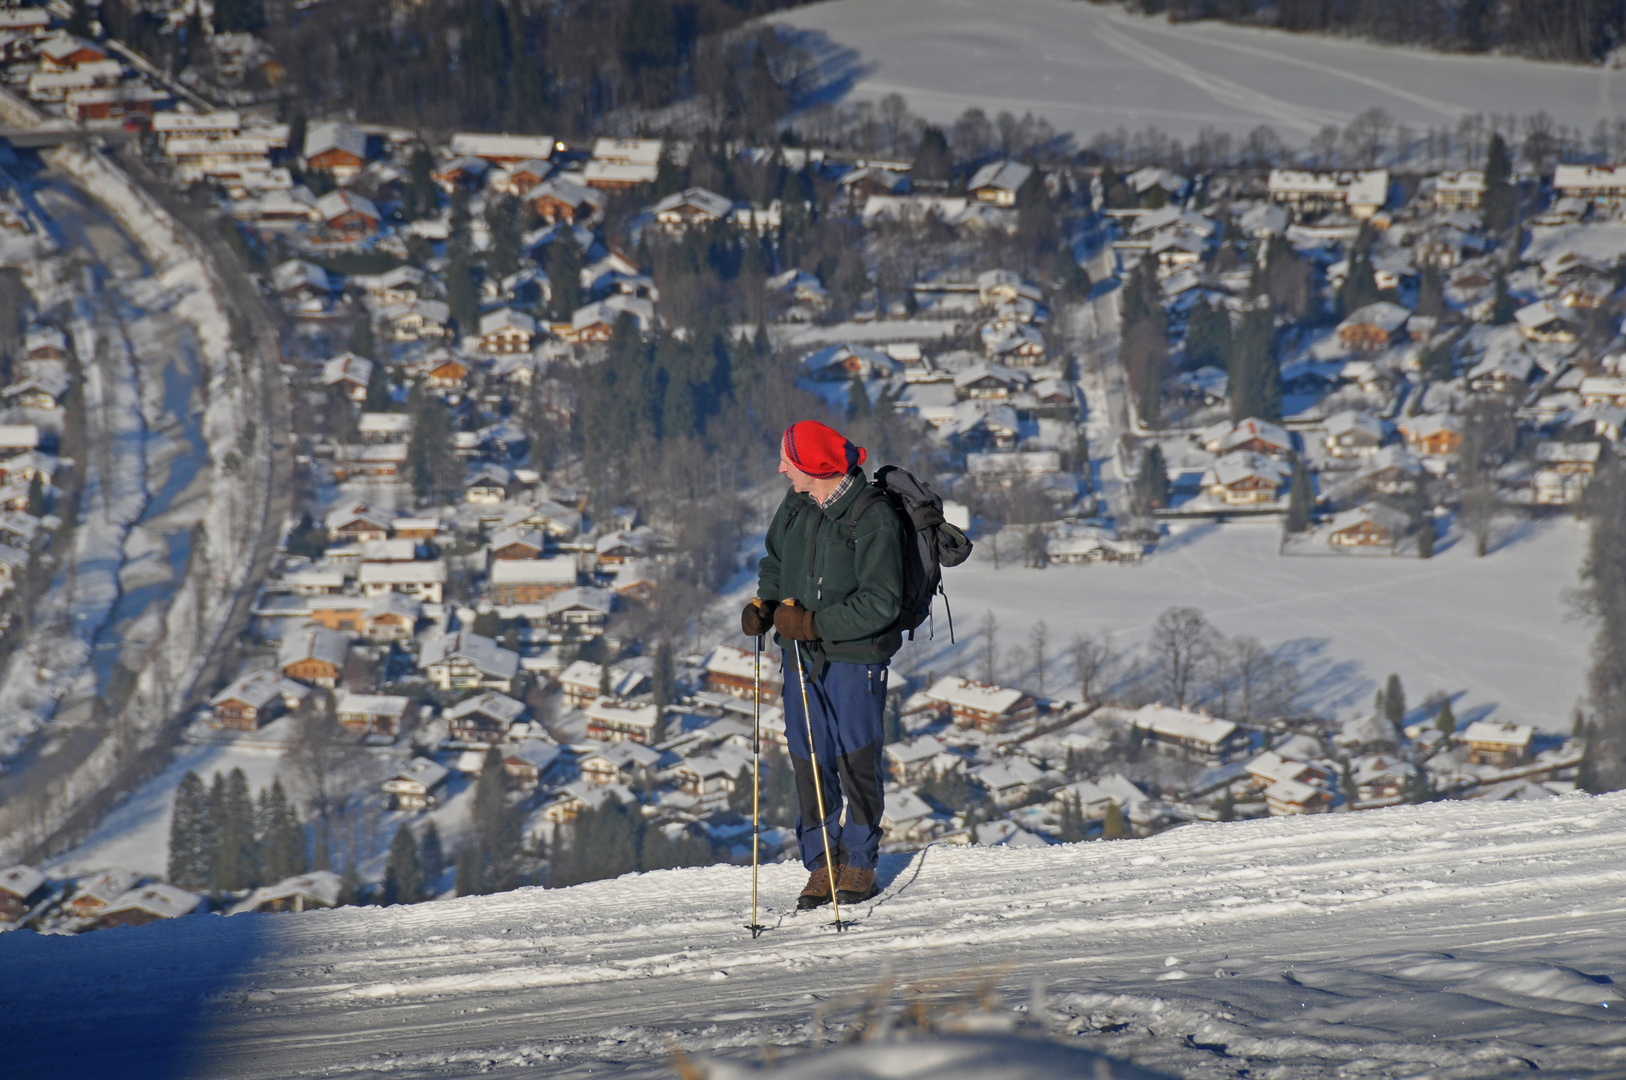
814;471;856;509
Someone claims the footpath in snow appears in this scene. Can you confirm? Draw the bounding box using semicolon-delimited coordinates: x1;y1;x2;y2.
4;793;1626;1079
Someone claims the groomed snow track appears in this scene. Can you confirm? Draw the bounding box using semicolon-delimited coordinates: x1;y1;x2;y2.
6;793;1626;1079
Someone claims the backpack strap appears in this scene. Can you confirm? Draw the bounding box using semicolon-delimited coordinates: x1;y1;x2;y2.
838;485;890;546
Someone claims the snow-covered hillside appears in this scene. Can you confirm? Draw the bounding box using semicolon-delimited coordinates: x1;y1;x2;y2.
6;792;1626;1079
777;0;1625;143
903;517;1589;732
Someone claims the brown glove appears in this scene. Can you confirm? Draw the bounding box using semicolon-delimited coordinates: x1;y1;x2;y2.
741;598;777;637
773;601;819;641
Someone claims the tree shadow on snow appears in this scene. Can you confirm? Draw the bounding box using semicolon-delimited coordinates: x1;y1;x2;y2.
1149;520;1219;555
0;899;272;1080
1274;637;1372;715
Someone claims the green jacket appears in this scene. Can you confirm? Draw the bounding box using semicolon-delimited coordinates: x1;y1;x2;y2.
757;475;904;666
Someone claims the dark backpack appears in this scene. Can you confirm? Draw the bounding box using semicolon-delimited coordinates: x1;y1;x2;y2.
840;465;973;642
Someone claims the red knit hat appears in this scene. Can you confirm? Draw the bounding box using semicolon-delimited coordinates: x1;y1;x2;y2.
783;420;866;479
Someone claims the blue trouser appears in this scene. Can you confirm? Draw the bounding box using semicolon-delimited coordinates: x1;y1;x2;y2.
780;647;888;870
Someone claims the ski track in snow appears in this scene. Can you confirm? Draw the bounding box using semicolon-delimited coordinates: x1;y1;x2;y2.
776;0;1624;143
6;793;1626;1078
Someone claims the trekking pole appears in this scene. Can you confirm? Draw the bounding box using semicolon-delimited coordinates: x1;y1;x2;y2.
786;621;843;931
745;632;766;938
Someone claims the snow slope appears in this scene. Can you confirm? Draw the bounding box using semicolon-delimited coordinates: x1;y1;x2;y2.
776;0;1625;143
6;792;1626;1079
898;517;1590;732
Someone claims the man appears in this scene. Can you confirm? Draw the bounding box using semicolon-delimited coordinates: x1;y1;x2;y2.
743;419;903;910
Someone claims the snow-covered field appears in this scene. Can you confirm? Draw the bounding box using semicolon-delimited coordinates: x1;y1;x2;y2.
896;517;1590;732
776;0;1625;142
6;792;1626;1079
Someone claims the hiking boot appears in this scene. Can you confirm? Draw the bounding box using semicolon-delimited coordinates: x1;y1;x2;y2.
797;864;838;910
835;864;879;905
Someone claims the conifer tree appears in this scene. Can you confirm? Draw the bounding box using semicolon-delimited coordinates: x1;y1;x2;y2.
1338;251;1380;315
485;194;525;281
216;767;260;891
846;374;871;420
1057;792;1087;842
383;823;426;905
1415;263;1446;320
1482;133;1515;233
1490;267;1516;324
547;237;584;321
362;361;390;414
1417;516;1436;559
1435;698;1456;738
1216;789;1236;822
1184;299;1231;371
26;473;43;518
1384;674;1407;734
168;770;212;889
1136;444;1170;510
258;779;307;883
1285;460;1314;533
420;822;445;892
1102;800;1126;840
653;639;676;711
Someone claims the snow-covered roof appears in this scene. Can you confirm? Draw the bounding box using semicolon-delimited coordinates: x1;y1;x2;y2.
1267;168;1389;208
278;624;350;671
1131;704;1238;748
1463;720;1535;749
448;691;527;724
316;190;380;223
384;757;449;791
558;660;646;698
1246;750;1310;786
1536;441;1602;464
703;644;784;684
1554;163;1626;194
321;352;373;387
304;120;365;163
968;159;1033;194
924;675;1027;717
592;137;663;166
886;734;949;765
1222;417;1292;453
211;670;299;710
0;863;45;901
358;560;447;585
543;586;614;616
489;558;577;586
972;758;1046;791
1515;299;1570;331
1339;301;1412;335
102;883;201;921
479;308;537;337
649;187;733;220
1326;503;1410;536
418;629;520;680
585;697;660;730
334;691;412;718
450;133;555;161
229;871;342;915
1205;451;1290;488
505;740;563;771
1325;410;1385;442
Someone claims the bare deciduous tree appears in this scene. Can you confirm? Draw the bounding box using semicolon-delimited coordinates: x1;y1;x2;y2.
1029;620;1049;697
979;610;998;685
1070;631;1114;703
1151;606;1214;708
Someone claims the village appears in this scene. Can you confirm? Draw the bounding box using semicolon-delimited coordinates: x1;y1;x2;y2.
0;1;1615;932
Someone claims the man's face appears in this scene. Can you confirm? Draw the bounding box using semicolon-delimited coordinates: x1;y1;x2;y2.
779;446;816;493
